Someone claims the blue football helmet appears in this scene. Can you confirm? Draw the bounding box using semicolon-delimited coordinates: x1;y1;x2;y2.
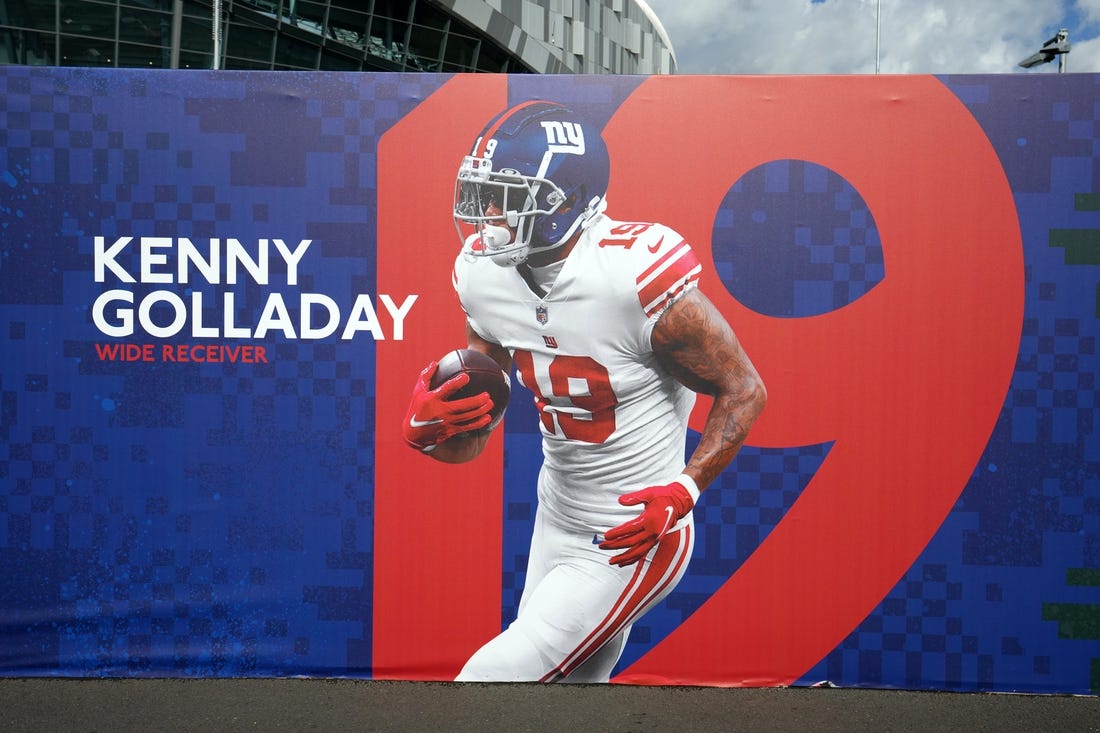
454;101;610;267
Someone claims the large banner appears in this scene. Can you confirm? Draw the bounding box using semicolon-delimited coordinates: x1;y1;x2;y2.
0;68;1096;693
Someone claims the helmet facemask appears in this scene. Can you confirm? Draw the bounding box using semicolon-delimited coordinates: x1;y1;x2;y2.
454;155;568;267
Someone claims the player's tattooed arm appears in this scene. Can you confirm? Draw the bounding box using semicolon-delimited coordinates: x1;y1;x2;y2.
652;288;767;491
425;322;513;464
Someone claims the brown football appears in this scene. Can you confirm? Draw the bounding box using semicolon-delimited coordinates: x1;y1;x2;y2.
429;349;510;430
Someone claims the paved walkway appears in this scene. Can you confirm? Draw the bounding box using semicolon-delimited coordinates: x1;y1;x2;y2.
2;679;1097;732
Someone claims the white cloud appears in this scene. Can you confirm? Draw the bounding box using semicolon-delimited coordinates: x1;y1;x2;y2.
642;0;1093;74
1075;0;1100;26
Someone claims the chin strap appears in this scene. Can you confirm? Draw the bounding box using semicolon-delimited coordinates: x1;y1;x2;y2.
529;195;608;256
581;196;608;228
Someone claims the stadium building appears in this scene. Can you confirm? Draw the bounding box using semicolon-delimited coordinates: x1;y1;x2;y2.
0;0;676;74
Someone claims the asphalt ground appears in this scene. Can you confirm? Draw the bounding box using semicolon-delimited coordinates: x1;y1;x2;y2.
1;679;1097;732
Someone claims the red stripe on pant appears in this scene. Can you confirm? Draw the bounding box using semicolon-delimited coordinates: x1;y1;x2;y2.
540;525;693;683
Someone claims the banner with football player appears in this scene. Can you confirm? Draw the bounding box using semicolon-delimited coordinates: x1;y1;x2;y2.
0;68;1096;694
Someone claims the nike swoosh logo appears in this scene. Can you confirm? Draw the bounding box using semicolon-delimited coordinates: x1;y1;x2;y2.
647;236;665;254
662;505;675;532
409;416;443;428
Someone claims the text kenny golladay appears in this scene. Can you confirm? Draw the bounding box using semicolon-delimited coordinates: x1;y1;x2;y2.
91;237;416;340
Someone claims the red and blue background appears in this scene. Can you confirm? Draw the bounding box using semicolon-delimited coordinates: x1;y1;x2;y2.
1;69;1097;693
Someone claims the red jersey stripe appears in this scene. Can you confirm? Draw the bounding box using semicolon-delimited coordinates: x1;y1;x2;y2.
642;273;701;318
636;238;690;285
640;265;702;318
637;242;701;314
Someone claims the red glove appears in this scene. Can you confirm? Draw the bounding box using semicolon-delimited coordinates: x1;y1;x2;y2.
402;361;494;451
599;477;698;567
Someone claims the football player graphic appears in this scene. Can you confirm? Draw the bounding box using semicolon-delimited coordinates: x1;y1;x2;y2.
402;100;767;683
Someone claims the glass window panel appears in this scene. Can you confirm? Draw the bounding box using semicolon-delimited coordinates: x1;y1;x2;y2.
477;43;514;73
326;5;367;50
116;40;170;67
291;1;327;33
178;49;212;69
319;48;360;71
179;16;214;53
225;23;273;64
118;9;173;46
361;53;400;72
4;0;58;32
119;0;174;11
0;28;57;65
369;9;408;54
60;0;117;39
60;34;115;66
222;55;272;70
181;0;217;19
412;1;450;29
327;4;368;26
273;33;317;69
240;0;280;14
443;31;477;71
405;24;443;71
371;0;410;20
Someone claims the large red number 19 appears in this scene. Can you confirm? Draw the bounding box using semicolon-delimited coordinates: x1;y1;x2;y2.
607;77;1023;685
374;75;1023;686
513;350;617;443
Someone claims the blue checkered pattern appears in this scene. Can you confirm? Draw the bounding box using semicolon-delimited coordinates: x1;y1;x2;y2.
0;68;445;675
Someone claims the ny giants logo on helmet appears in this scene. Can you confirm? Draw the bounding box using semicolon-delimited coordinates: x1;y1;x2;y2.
540;121;586;155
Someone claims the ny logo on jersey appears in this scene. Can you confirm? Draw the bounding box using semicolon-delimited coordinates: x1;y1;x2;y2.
540;120;585;155
543;335;558;349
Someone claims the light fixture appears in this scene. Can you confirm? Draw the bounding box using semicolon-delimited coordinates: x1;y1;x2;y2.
1018;29;1070;72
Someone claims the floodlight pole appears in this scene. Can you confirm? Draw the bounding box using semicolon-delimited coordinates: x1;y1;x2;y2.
875;0;881;74
212;0;222;70
170;0;182;68
1055;28;1069;73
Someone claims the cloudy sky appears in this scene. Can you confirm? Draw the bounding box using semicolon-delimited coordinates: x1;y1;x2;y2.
641;0;1097;75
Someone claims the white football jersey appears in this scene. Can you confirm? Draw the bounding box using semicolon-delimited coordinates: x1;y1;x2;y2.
452;214;702;531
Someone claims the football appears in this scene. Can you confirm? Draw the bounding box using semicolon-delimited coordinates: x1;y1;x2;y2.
429;348;510;430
